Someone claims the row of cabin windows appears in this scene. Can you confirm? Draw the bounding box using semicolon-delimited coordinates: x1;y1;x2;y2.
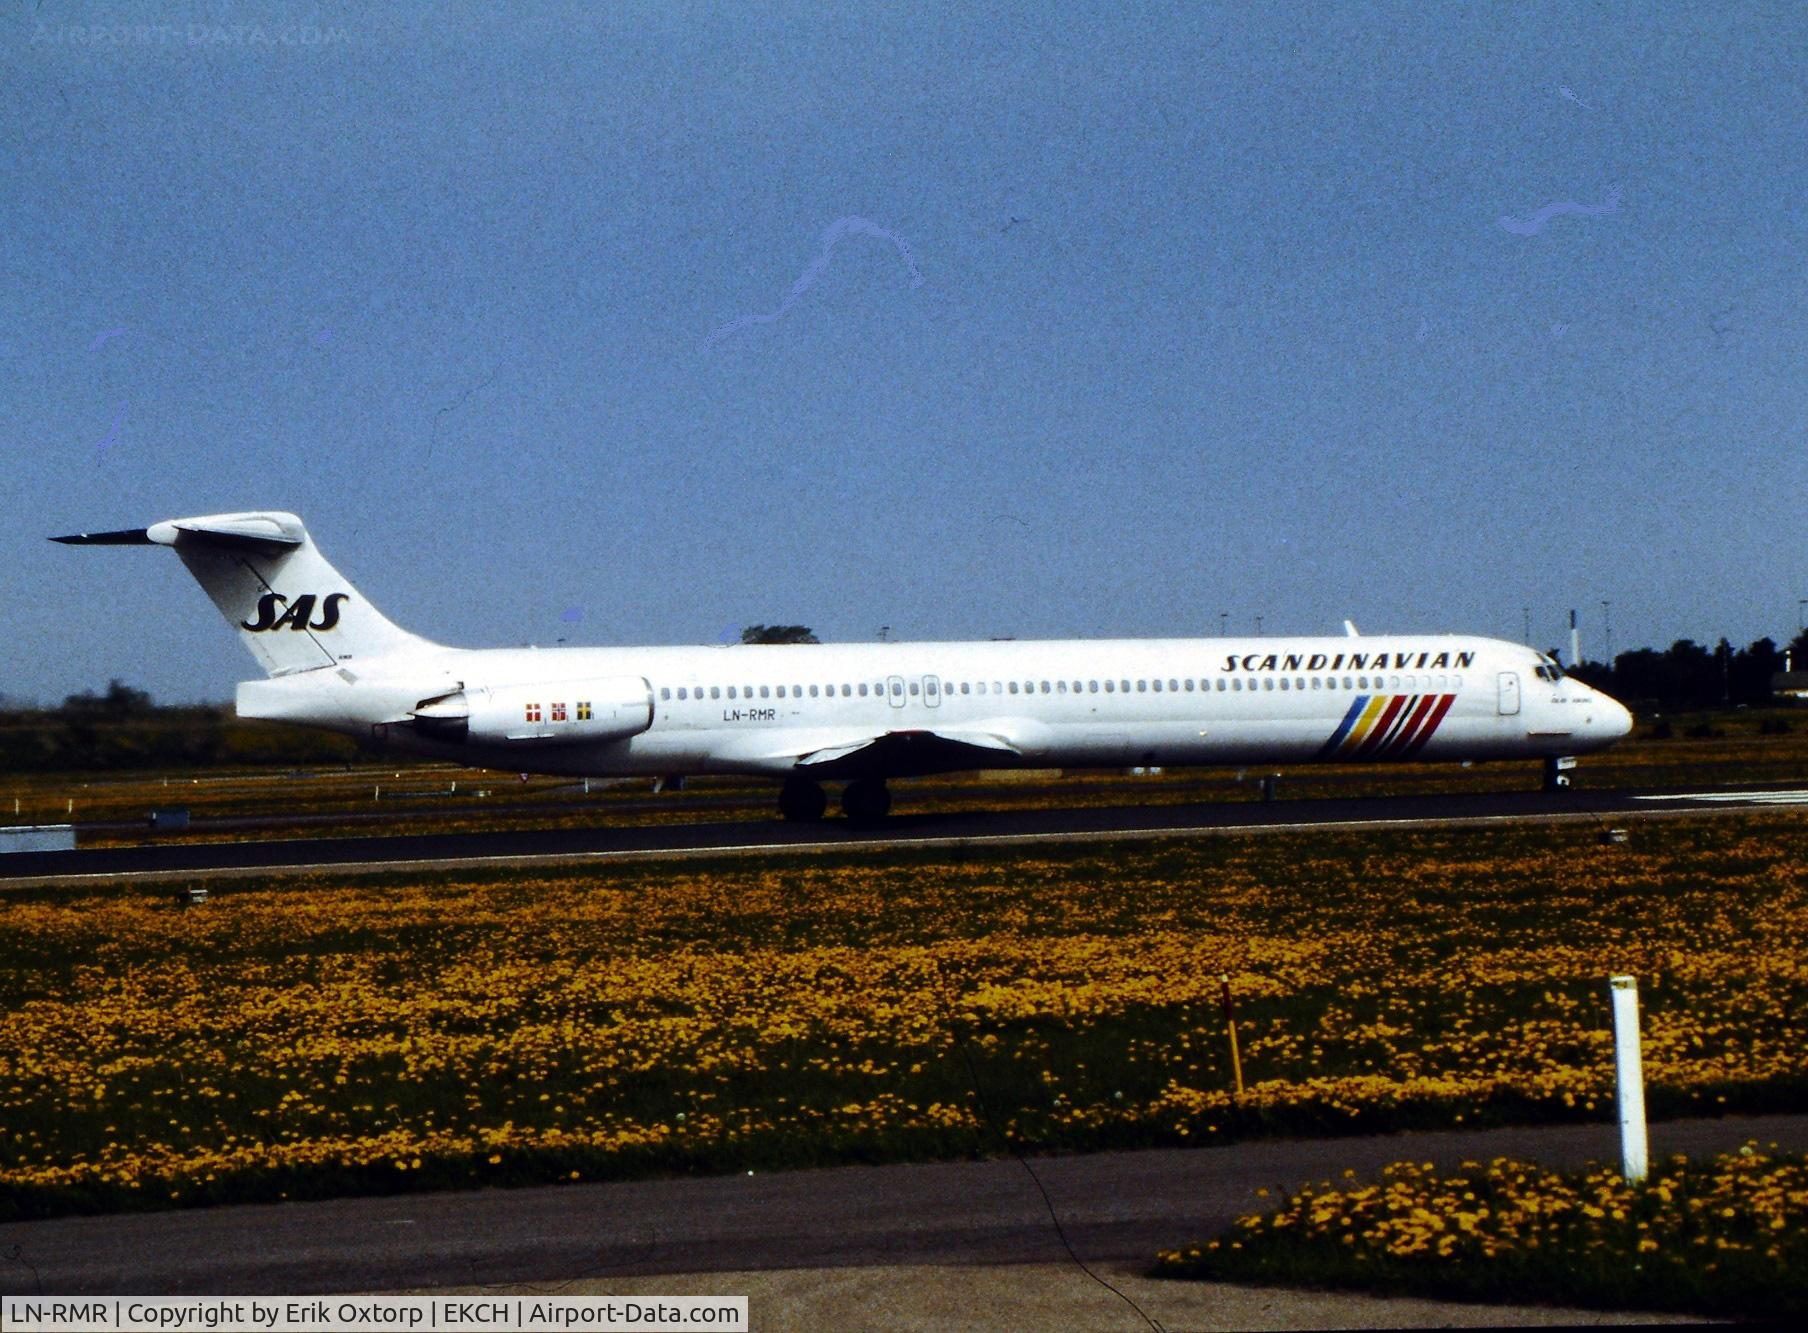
655;674;1466;703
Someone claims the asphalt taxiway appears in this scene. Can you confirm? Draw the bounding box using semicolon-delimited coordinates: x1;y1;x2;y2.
3;1113;1800;1299
3;784;1806;887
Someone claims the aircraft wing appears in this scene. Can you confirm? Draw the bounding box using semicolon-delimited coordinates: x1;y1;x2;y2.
795;727;1023;778
700;725;1026;777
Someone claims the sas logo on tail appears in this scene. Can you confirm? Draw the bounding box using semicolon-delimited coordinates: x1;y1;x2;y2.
241;593;349;633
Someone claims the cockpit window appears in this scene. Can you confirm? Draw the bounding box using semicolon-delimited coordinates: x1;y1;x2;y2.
1532;659;1567;682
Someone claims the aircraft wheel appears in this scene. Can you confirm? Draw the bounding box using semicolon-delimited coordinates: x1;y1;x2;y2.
842;778;892;822
778;775;828;821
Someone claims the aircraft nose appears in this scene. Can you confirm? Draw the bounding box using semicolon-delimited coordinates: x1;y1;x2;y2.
1601;694;1633;739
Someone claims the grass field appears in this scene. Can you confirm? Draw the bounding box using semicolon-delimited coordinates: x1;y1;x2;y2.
1;808;1804;1223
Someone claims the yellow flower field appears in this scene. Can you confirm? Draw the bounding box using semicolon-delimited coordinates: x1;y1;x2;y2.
1155;1144;1808;1318
1;810;1805;1217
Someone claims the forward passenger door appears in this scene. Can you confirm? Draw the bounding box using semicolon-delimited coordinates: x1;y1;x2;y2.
1497;671;1521;716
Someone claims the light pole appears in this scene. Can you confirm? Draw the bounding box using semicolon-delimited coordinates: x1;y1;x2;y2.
1602;600;1612;668
1254;615;1264;635
1798;599;1806;636
1523;606;1531;646
1219;611;1228;637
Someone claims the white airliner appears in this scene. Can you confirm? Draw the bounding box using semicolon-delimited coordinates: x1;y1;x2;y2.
56;511;1633;820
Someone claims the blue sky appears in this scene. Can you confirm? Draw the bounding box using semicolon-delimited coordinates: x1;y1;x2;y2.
4;2;1805;703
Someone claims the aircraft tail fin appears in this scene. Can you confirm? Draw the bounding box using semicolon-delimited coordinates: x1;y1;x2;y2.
53;511;437;677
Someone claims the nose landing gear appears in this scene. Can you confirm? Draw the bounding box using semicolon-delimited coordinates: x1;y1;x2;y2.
1543;756;1576;791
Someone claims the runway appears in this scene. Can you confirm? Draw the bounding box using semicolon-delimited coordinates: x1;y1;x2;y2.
3;1113;1802;1295
4;784;1806;885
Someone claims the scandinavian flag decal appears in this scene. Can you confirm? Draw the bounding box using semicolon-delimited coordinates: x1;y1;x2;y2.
1318;694;1456;761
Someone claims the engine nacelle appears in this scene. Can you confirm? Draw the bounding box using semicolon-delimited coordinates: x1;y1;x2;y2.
409;677;653;746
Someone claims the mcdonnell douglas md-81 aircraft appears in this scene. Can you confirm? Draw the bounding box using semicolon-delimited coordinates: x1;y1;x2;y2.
56;511;1633;820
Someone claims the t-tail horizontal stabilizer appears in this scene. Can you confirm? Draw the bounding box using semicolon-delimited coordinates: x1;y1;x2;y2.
51;528;156;545
52;510;436;677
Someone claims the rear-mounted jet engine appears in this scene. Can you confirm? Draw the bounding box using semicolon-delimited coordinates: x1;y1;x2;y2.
409;678;653;745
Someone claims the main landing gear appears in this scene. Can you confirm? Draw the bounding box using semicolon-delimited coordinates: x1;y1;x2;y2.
841;778;892;823
776;776;892;822
778;775;829;821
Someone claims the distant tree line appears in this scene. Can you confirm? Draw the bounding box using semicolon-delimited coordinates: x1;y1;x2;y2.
1568;631;1808;710
740;624;820;644
0;679;361;772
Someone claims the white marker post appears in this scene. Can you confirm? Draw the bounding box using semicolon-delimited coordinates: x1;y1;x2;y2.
1609;975;1648;1183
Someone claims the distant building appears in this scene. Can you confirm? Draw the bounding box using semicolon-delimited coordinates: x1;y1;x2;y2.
1770;673;1808;700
